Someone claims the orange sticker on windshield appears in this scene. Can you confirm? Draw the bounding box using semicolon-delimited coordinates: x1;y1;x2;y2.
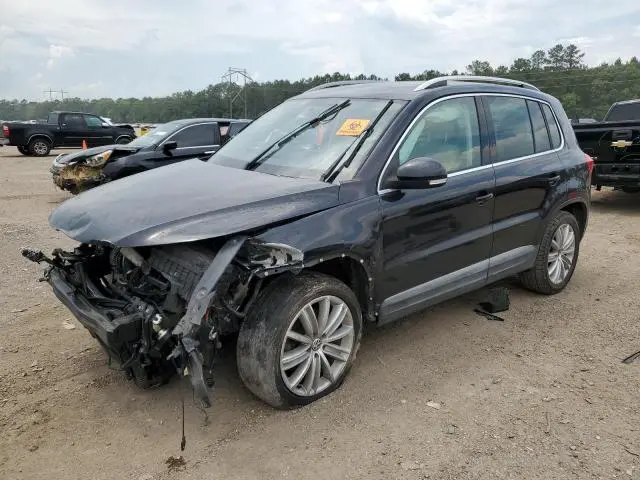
336;119;370;136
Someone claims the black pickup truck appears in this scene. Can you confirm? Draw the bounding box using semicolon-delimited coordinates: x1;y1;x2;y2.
1;111;136;157
573;100;640;192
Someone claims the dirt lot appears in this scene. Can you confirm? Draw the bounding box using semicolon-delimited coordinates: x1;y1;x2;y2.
1;146;639;480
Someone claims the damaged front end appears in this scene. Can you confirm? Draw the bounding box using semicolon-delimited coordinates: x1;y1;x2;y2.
51;162;107;194
22;237;303;407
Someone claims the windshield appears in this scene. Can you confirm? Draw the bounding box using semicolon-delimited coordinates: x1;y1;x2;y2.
126;121;184;148
209;98;404;180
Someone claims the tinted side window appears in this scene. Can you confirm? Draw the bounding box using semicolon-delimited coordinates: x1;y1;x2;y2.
62;114;85;128
85;116;102;128
541;104;562;149
486;96;534;162
171;124;216;147
229;122;249;137
527;100;551;152
397;97;481;174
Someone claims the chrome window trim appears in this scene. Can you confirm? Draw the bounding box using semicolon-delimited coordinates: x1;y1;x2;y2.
377;92;565;195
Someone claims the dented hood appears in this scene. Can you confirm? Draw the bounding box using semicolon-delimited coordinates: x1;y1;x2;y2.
49;159;340;247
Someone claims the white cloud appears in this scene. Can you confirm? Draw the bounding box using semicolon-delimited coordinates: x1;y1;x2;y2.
46;44;74;69
0;0;639;99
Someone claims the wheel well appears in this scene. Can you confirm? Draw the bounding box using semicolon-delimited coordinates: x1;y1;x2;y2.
561;202;587;238
28;135;52;145
306;257;373;322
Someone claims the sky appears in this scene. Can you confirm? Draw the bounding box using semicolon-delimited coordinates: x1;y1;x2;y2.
1;0;639;101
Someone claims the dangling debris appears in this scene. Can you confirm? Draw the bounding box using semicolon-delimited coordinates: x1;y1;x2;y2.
622;350;640;364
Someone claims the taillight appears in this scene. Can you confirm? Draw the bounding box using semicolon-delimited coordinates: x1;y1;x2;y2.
585;153;594;175
1;124;9;138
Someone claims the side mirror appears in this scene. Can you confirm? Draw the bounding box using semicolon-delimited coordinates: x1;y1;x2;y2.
101;122;109;128
392;157;447;189
163;141;178;153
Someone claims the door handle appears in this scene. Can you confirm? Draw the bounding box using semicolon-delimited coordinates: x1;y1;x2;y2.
204;150;216;154
476;192;494;203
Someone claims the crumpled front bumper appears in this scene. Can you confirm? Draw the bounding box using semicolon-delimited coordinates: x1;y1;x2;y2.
47;266;143;365
51;154;107;193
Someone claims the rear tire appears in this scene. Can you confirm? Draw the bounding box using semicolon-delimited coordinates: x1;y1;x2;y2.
17;146;31;155
237;272;363;409
519;211;580;295
28;138;51;157
116;137;131;144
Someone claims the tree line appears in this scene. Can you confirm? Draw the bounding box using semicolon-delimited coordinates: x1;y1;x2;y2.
1;44;639;123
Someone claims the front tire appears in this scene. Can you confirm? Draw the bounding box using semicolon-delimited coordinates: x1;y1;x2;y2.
116;137;131;145
28;138;51;156
237;272;363;409
519;211;580;295
17;146;31;155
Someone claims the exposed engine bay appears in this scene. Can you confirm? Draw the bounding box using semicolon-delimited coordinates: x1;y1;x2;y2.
22;237;303;407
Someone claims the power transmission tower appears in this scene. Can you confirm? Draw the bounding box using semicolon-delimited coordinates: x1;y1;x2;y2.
221;67;254;118
42;88;68;101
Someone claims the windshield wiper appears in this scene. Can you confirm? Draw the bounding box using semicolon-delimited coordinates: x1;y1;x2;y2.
245;100;351;171
321;100;394;182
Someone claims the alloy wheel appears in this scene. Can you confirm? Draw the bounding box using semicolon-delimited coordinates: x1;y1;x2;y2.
280;295;355;397
33;141;48;155
547;223;576;284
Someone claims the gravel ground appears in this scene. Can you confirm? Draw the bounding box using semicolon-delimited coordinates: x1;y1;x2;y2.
1;146;639;480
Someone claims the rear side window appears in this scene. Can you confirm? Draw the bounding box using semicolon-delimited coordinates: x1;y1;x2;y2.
170;124;216;147
485;96;534;162
527;100;551;153
62;113;85;128
541;104;562;149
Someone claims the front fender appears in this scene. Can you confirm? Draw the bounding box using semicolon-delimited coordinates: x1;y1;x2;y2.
253;195;382;317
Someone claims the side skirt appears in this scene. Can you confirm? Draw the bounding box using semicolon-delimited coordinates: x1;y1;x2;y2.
377;246;537;325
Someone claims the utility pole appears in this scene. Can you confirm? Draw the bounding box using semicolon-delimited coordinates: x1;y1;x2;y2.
43;88;55;101
59;89;68;100
221;67;254;118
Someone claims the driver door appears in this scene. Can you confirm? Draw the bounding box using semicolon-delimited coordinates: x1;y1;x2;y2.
378;96;496;324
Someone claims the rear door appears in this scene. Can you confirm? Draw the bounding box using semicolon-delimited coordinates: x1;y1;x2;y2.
480;94;566;282
378;95;496;323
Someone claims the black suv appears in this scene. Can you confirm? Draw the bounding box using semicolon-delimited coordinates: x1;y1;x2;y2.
24;76;591;410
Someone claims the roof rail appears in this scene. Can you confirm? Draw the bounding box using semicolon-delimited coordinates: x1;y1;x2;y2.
307;80;383;92
413;75;540;92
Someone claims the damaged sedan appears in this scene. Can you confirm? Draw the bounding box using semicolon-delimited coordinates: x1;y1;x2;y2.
25;77;591;409
50;118;251;194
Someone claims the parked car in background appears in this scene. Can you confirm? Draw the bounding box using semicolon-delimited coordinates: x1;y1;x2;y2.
0;111;136;156
25;76;591;411
573;99;640;192
51;117;251;194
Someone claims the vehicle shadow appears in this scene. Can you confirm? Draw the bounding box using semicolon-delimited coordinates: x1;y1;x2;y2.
590;189;640;214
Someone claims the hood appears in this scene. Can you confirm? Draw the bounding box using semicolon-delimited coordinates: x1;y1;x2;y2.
54;144;140;165
49;159;340;247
